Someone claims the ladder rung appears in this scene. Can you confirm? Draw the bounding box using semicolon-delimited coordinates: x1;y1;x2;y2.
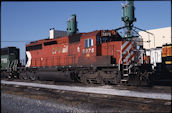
121;79;128;82
123;74;129;77
123;64;128;65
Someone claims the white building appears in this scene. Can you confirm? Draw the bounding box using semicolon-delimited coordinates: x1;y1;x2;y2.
146;47;162;68
139;27;171;49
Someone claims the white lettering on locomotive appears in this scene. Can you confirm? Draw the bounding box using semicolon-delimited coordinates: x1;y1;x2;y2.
62;45;68;53
52;45;68;54
77;46;80;52
91;48;94;53
82;48;94;54
102;32;111;36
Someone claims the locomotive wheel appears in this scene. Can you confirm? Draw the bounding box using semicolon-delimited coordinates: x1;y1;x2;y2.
74;74;81;82
19;73;23;80
82;76;90;85
100;78;105;85
140;72;152;86
29;73;37;81
70;72;80;82
1;72;9;79
13;72;19;79
96;75;104;85
23;74;28;80
8;74;12;79
21;72;28;80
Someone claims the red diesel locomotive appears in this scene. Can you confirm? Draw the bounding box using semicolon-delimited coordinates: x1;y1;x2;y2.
25;30;129;67
23;27;152;85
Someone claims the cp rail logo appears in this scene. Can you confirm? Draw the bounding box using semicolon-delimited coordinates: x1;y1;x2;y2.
52;45;68;54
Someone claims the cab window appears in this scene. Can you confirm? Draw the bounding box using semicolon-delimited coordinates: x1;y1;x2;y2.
85;38;93;48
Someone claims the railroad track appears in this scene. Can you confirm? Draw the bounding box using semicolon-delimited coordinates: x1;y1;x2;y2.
1;82;171;112
1;79;171;100
2;78;171;92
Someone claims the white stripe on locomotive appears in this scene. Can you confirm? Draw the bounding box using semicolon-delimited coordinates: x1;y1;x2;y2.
123;51;134;63
121;41;135;64
122;41;129;50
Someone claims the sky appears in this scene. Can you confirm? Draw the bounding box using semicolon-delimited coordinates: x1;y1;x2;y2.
1;1;171;61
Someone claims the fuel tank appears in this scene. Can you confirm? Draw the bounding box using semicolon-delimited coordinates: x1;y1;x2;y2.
36;68;73;82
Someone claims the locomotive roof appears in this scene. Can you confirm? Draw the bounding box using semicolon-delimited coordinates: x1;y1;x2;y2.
1;46;19;51
162;43;172;47
1;47;19;55
82;30;100;37
26;30;121;46
68;33;82;43
68;30;100;43
1;46;18;49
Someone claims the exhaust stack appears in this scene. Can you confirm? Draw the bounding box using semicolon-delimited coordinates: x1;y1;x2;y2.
67;14;78;35
121;0;136;38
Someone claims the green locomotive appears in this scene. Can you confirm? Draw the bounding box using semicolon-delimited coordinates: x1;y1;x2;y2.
1;47;20;78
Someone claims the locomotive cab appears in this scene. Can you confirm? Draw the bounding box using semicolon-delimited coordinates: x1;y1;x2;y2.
78;30;122;66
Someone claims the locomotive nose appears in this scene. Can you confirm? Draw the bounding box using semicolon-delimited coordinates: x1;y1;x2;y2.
25;51;31;67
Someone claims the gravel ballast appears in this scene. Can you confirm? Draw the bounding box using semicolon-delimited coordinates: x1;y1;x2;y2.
1;93;87;113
